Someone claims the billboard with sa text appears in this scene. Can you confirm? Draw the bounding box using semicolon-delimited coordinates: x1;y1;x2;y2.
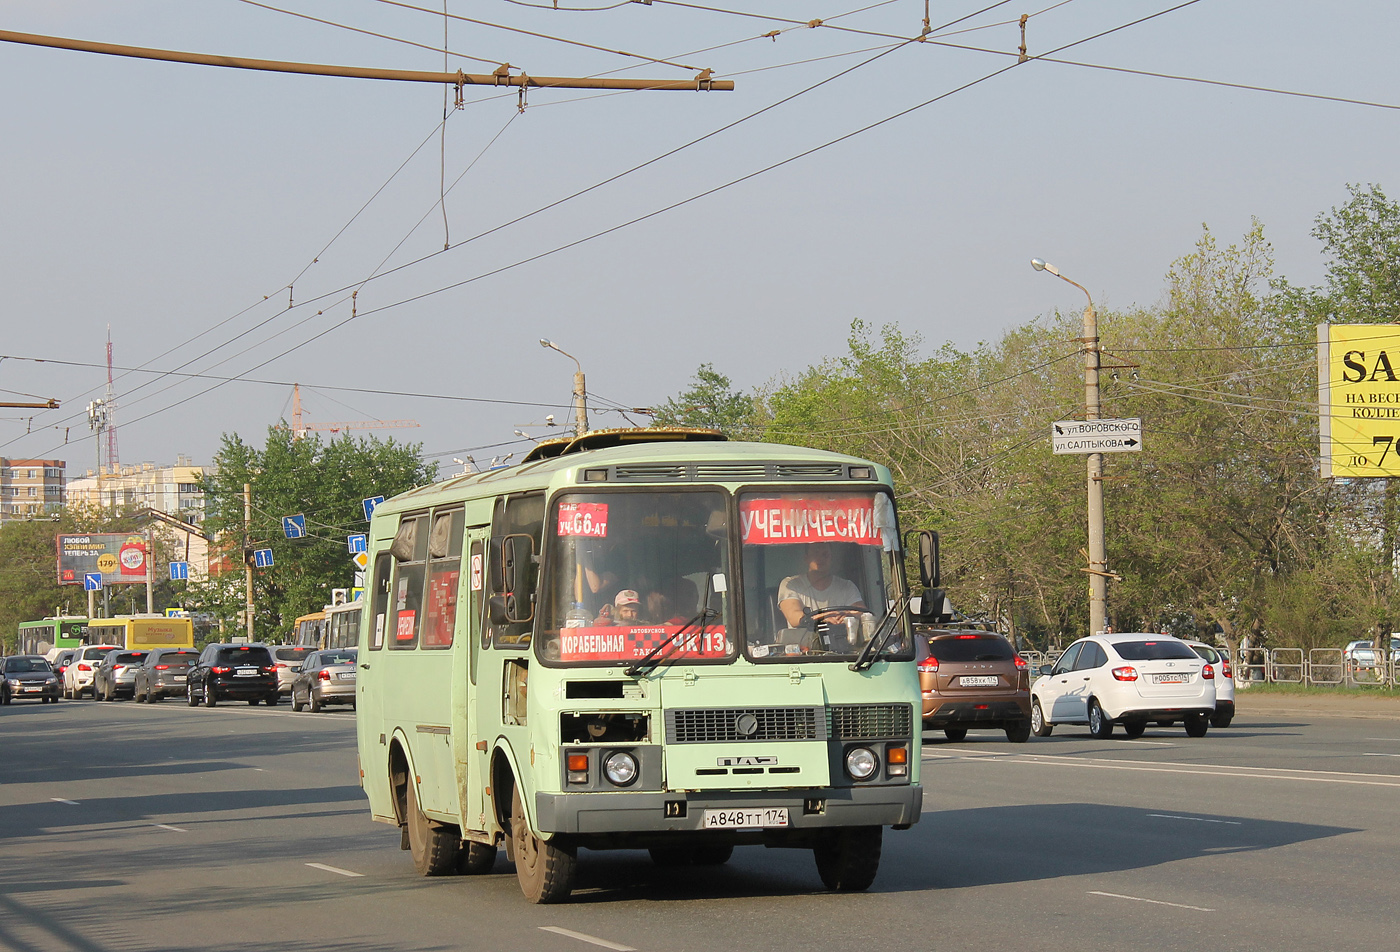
56;534;149;585
1318;323;1400;477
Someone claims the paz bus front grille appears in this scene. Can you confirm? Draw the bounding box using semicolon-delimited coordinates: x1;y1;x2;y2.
827;703;913;739
666;706;826;743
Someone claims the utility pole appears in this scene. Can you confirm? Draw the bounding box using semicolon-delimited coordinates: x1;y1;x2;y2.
244;483;255;642
1033;259;1107;636
539;340;588;436
145;525;154;614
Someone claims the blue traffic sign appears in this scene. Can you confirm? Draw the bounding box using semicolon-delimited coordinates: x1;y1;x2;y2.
347;533;368;554
169;561;190;581
253;548;275;569
282;514;307;539
363;496;385;521
84;573;103;592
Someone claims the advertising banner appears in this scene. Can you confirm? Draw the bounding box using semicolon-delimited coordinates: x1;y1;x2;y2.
1319;323;1400;477
56;534;149;585
556;625;729;662
738;496;882;546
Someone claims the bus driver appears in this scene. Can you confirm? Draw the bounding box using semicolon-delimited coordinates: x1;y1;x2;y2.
778;542;867;630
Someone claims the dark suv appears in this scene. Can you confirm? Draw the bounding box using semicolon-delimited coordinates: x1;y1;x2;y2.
187;644;279;707
917;629;1032;742
134;648;200;702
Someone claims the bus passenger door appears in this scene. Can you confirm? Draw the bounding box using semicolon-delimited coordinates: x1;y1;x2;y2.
462;526;491;833
357;551;396;823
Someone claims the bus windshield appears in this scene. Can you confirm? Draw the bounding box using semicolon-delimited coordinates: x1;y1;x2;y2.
739;490;908;662
539;490;733;665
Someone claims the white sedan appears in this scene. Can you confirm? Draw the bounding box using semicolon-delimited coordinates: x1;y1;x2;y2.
1031;633;1216;739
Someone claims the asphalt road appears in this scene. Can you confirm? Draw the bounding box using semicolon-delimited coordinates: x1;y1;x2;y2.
1;698;1397;952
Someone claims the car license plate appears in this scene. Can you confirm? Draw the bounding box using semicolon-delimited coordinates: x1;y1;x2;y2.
702;808;789;830
172;675;186;682
337;672;356;681
235;667;259;677
1153;673;1190;683
959;675;999;687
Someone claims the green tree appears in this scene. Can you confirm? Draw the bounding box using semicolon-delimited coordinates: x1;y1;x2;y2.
196;427;435;642
654;363;756;434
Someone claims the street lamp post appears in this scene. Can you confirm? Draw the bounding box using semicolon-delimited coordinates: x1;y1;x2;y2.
1032;258;1108;636
539;339;589;437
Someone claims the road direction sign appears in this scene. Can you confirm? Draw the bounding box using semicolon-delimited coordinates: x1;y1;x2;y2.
363;496;385;521
282;514;307;539
347;533;367;554
84;573;103;591
169;561;189;581
1051;418;1143;454
351;550;369;570
253;548;275;568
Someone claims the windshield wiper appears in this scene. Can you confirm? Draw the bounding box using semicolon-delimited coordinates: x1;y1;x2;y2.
624;607;718;678
849;597;910;672
625;574;717;678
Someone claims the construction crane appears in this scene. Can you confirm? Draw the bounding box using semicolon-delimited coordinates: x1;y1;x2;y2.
289;384;418;440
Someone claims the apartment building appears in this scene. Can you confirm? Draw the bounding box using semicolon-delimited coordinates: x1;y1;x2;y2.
66;456;205;520
0;458;66;521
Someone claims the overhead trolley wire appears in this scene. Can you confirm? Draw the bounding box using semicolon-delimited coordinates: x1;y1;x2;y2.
8;1;1205;459
369;0;708;71
235;0;506;67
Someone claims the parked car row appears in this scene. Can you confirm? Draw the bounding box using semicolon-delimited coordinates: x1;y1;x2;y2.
2;643;355;714
918;628;1236;743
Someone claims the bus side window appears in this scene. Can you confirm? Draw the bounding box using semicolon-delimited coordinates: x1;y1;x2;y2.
390;514;430;649
423;509;464;649
488;494;544;647
368;552;393;650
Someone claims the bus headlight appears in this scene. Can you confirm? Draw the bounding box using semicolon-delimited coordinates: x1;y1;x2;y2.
844;746;878;781
603;751;638;786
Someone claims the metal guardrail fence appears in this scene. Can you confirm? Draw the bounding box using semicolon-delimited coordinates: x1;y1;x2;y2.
1234;645;1399;688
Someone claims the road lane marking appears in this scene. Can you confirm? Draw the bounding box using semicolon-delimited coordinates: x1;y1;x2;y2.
306;863;363;878
1089;891;1214;912
539;926;636;951
958;753;1400;787
50;798;79;805
151;823;187;832
1147;814;1242;825
1363;752;1400;758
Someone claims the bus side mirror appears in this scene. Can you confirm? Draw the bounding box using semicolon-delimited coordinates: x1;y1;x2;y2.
906;529;940;589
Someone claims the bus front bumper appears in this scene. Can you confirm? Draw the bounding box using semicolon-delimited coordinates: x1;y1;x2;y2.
536;784;921;836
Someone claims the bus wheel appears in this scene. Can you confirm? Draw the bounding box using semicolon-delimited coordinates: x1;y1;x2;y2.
511;786;576;903
406;780;457;876
457;840;498;875
813;826;882;892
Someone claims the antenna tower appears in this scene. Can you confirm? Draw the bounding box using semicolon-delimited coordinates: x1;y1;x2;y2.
105;327;119;473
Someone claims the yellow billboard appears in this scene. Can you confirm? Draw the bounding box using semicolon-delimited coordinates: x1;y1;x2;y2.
1318;324;1400;477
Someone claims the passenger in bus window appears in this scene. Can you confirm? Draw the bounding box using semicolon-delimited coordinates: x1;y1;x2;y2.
580;541;623;613
594;589;641;627
778;542;867;629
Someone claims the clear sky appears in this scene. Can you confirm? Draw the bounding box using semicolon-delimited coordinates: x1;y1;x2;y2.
2;1;1396;477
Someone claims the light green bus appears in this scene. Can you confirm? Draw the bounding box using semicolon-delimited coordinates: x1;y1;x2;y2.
355;429;932;903
18;617;89;657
